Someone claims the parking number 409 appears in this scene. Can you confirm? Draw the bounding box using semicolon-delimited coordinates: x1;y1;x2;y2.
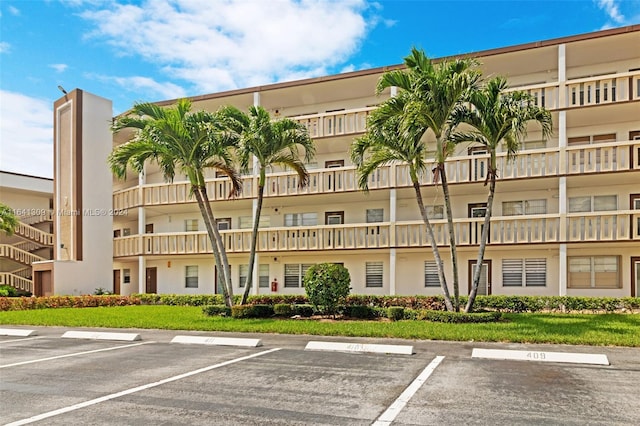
526;352;546;360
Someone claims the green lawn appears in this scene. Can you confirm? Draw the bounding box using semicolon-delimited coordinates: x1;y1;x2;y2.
1;305;638;346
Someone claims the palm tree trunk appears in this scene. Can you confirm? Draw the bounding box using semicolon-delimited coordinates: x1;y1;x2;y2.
465;170;496;313
200;186;234;303
193;187;232;307
240;182;265;305
439;164;461;312
413;181;454;312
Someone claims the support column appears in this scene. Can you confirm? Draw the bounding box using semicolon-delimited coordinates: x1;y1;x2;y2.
137;170;146;294
252;91;261;295
557;44;568;297
138;256;146;294
389;188;397;295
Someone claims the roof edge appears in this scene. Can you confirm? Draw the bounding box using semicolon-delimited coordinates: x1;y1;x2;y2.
138;24;640;110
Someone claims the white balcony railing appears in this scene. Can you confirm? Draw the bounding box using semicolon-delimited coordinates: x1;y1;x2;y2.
113;140;639;209
292;107;373;138
113;213;639;257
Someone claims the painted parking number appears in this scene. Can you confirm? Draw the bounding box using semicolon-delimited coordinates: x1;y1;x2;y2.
526;352;546;360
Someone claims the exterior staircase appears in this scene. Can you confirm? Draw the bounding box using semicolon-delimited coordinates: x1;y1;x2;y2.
0;213;54;294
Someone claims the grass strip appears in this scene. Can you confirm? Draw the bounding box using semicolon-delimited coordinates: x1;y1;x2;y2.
0;305;638;347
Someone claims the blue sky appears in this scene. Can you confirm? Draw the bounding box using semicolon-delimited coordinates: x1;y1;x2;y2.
1;0;639;178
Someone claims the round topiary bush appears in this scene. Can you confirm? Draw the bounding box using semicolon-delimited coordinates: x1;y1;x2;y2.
303;263;351;316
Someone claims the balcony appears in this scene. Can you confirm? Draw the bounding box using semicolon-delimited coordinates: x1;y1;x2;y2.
292;107;372;138
113;212;639;257
504;69;640;110
113;140;640;209
114;224;391;257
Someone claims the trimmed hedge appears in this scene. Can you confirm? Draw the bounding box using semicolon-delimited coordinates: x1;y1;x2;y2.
3;293;638;313
231;304;274;319
292;304;314;317
135;293;224;306
0;295;141;311
202;304;231;317
387;306;405;321
273;304;294;317
345;305;375;319
418;310;502;323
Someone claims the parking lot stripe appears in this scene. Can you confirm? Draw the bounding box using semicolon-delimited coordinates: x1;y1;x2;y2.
0;341;155;369
5;347;281;426
372;355;445;426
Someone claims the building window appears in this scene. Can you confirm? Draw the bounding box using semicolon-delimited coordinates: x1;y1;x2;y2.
239;264;270;288
185;265;199;288
366;262;383;287
366;209;384;223
426;205;444;219
502;259;546;287
122;228;131;236
239;264;248;288
424;261;439;287
239;215;270;229
123;269;131;284
113;229;121;238
284;263;313;288
568;133;616;145
185;219;199;232
258;264;269;288
503;199;547;216
284;213;317;227
216;218;231;230
568;256;620;289
569;195;617;213
521;139;547;150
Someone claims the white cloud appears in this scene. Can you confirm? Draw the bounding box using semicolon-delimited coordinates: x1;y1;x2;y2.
49;63;68;73
79;0;373;93
596;0;625;23
0;91;53;178
8;5;20;16
0;42;10;53
89;74;188;100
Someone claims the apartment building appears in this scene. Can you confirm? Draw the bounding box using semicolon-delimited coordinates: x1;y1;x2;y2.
0;171;54;293
104;25;639;299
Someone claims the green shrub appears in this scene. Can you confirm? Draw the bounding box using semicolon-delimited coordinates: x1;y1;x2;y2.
418;310;502;323
202;305;231;316
292;304;314;317
231;304;274;319
304;263;351;316
346;305;374;319
387;306;405;321
273;304;294;317
0;285;18;297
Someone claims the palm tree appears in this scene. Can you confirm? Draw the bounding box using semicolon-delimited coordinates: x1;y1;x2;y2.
222;106;314;305
451;76;552;312
109;99;242;307
351;113;455;312
0;203;18;235
372;48;480;311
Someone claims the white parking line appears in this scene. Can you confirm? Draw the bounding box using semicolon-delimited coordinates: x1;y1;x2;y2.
372;355;445;426
6;347;281;426
0;341;155;369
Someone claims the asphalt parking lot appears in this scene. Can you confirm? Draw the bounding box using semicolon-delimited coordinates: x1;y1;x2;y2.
1;327;639;425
